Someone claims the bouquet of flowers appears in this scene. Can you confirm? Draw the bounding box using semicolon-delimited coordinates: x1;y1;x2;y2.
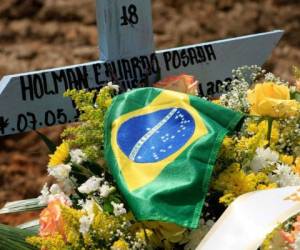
0;65;299;250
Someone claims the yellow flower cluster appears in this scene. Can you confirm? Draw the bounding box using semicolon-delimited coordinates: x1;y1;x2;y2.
62;86;115;161
92;207;122;242
60;206;84;248
213;163;277;206
246;120;279;146
27;233;67;250
111;239;129;250
48;142;70;167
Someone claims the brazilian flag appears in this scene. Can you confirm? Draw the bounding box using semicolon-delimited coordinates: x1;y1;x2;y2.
104;88;243;228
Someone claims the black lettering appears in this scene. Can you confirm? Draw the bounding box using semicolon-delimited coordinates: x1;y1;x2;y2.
51;70;68;91
150;53;160;74
75;66;89;89
206;81;215;96
121;59;133;80
198;82;205;97
130;57;142;79
204;45;217;61
140;56;151;73
116;60;124;80
163;52;172;71
20;76;34;101
180;50;189;67
93;63;102;85
33;74;44;99
172;51;181;69
188;48;200;64
43;73;57;96
196;46;206;63
66;69;78;89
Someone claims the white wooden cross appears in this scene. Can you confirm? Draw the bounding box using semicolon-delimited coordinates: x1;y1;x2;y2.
0;0;283;136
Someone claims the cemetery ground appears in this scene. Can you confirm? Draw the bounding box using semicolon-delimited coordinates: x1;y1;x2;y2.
0;0;300;225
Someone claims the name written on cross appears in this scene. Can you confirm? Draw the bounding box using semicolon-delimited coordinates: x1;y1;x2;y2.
20;45;216;102
0;0;283;136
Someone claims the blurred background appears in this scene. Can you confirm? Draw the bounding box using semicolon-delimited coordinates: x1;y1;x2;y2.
0;0;299;225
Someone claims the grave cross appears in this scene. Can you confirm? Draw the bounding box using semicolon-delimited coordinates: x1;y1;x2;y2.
0;0;283;136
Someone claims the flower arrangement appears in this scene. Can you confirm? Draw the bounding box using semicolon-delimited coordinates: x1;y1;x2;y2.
0;66;299;250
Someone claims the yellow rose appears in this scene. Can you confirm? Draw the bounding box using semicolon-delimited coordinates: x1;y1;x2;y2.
154;74;199;95
247;82;299;118
144;221;188;244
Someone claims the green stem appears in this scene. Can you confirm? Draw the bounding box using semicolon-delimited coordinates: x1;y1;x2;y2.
267;117;274;146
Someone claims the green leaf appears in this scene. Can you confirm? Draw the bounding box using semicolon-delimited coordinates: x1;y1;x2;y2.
294;92;300;102
0;224;38;250
18;220;39;234
0;199;45;214
103;200;113;214
35;130;57;153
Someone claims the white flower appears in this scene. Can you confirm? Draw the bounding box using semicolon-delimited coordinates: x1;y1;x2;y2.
70;149;87;165
79;215;93;234
38;184;50;205
78;177;103;194
49;184;61;194
99;184;115;198
108;82;120;93
48;164;72;181
38;183;72;206
82;199;95;217
250;147;279;172
111;202;126;216
270;163;300;187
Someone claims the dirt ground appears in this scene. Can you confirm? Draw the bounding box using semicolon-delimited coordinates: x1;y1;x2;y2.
0;0;299;225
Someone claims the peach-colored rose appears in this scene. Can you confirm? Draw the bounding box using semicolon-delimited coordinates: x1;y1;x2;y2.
154;74;199;95
39;199;67;239
296;80;300;92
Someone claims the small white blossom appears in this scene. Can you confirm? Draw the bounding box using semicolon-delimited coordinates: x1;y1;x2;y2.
108;82;120;93
99;184;115;198
70;149;87;165
82;199;95;217
38;184;50;205
48;164;72;181
49;184;61;194
270;163;300;187
38;183;72;206
250;147;279;172
78;176;103;194
79;215;93;234
111;202;126;216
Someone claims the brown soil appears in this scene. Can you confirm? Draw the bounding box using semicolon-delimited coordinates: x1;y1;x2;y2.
0;0;299;226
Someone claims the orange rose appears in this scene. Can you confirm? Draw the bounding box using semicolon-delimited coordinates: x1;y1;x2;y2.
154;74;199;95
296;80;300;92
39;199;67;239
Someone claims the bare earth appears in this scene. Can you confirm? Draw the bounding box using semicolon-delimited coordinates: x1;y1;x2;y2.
0;0;299;225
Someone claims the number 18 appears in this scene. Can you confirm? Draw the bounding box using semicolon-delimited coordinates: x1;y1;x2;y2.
121;4;139;26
